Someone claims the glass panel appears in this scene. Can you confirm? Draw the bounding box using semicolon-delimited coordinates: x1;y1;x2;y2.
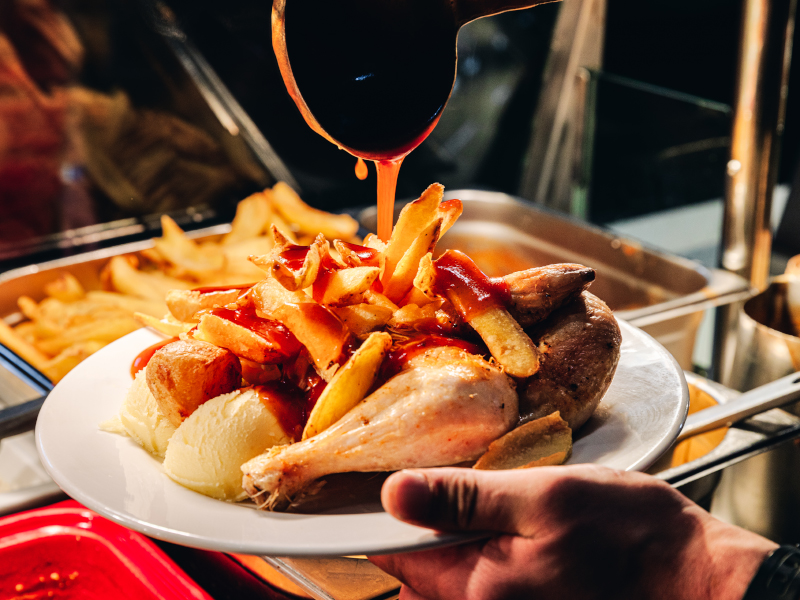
580;70;733;226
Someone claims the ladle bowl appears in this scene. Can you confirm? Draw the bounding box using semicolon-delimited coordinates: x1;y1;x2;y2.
272;0;558;162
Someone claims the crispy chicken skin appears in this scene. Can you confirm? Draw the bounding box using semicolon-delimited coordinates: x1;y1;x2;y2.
502;264;596;328
146;339;242;428
520;291;621;430
242;346;518;510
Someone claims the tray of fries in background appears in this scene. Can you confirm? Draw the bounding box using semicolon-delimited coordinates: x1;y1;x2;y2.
0;182;359;514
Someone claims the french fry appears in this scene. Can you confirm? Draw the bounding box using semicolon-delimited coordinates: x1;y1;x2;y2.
333;239;380;268
383;217;442;303
105;255;192;301
251;278;349;377
314;266;380;306
216;237;275;282
6;181;361;383
44;273;85;302
438;198;463;237
41;341;106;383
474;412;572;470
35;316;141;355
388;303;440;331
363;290;399;312
302;332;392;439
166;288;244;323
221;190;273;244
271;181;359;240
412;253;436;300
380;183;443;290
193;313;287;363
85;290;167;318
469;307;539;378
134;312;194;337
153;215;225;279
362;233;387;253
11;321;37;345
333;304;393;337
434;250;538;377
17;296;61;337
251;226;321;292
0;318;51;373
400;286;435;307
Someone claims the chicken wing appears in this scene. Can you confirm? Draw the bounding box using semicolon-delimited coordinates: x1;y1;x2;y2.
242;346;517;510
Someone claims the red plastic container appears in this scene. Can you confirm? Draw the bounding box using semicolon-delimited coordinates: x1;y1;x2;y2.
0;500;213;599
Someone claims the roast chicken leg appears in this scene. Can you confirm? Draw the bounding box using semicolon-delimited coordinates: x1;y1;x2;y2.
242;346;518;509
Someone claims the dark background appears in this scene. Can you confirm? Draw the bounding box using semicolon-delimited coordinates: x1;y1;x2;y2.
155;0;799;222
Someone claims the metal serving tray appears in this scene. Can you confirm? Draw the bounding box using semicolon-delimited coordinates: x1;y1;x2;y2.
361;190;752;369
0;226;233;514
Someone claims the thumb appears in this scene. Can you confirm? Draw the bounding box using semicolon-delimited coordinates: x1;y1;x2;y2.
381;466;552;535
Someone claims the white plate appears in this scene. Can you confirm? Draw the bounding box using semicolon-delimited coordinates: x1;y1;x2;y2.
36;321;687;556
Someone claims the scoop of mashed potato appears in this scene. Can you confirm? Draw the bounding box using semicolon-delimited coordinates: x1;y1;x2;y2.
115;367;176;458
163;388;291;501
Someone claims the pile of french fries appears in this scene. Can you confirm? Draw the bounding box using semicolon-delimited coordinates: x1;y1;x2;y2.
0;182;360;383
146;183;546;445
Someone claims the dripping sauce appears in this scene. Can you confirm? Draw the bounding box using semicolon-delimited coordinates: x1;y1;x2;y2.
355;157;368;180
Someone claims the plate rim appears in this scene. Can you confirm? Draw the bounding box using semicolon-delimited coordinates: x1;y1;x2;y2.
35;320;688;556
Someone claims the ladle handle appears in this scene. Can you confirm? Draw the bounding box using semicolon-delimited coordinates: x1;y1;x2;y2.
677;371;800;442
454;0;561;27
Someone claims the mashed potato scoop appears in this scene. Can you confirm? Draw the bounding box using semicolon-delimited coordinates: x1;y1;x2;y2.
163;388;292;501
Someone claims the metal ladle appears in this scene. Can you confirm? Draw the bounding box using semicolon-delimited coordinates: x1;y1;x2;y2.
271;0;558;161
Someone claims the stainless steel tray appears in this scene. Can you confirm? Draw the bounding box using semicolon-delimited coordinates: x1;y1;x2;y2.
361;190;752;368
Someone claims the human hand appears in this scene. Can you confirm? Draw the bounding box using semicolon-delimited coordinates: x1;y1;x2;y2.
369;465;777;600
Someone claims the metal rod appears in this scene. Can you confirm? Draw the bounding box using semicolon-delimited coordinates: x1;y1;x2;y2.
0;344;53;397
678;371;800;441
720;0;796;289
713;0;795;383
0;397;46;441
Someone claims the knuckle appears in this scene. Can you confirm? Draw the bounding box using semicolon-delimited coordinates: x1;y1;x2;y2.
432;470;481;529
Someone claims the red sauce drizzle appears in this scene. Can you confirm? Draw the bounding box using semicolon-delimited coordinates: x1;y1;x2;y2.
339;241;380;267
255;382;307;442
255;371;327;441
433;250;511;321
311;251;345;303
210;304;302;358
130;338;178;378
438;198;461;213
277;245;311;271
375;334;484;389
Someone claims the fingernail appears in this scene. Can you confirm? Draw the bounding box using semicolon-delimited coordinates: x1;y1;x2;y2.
389;471;432;522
